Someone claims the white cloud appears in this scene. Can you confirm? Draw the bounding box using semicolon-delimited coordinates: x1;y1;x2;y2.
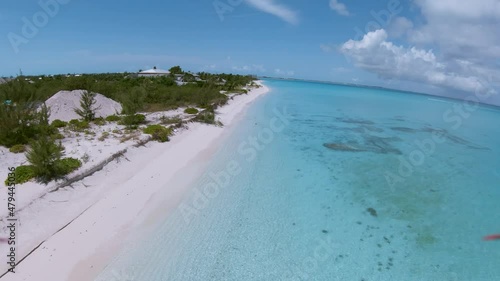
415;0;500;20
329;0;350;16
388;17;413;38
411;0;500;98
245;0;298;24
337;0;500;103
410;0;500;67
340;29;496;96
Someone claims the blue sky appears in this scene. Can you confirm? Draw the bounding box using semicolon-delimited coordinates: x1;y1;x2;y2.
1;0;499;104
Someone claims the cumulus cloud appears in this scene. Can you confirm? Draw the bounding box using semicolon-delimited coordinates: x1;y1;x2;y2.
410;0;500;73
413;0;500;98
245;0;298;24
415;0;500;20
337;0;500;103
329;0;350;16
340;29;496;96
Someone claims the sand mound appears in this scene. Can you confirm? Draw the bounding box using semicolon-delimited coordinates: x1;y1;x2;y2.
45;90;122;122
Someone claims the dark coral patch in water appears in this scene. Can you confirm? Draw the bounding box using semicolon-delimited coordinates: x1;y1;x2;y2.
323;135;402;155
336;117;375;125
391;126;490;150
390;127;419;133
367;207;378;217
323;143;367;152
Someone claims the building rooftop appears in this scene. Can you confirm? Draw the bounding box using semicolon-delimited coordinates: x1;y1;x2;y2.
139;68;170;74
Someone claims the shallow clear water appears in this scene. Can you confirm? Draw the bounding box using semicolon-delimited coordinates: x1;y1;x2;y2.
96;79;500;281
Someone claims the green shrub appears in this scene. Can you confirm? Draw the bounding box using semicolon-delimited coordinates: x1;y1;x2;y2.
120;114;146;128
51;119;68;128
55;158;82;175
84;130;96;136
93;117;106;126
184;108;199;114
143;125;172;143
105;115;121;122
26;137;64;184
68;119;90;132
50;133;65;140
4;165;35;185
98;132;109;141
192;109;223;127
160;115;182;125
231;89;248;95
9;144;26;154
0;102;54;147
122;87;145;114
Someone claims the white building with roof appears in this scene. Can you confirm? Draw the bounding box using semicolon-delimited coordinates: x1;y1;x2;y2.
138;67;170;77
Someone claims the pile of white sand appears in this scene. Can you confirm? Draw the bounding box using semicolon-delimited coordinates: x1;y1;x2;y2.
45;90;122;122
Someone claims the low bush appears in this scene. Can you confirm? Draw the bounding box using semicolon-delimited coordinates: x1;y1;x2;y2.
98;132;109;141
184;108;199;114
55;158;82;175
120;114;146;129
232;89;248;95
4;165;35;185
105;115;121;122
51;119;68;128
93;117;106;126
143;125;172;143
160;115;182;125
192;109;223;127
9;144;26;154
51;133;65;140
69;119;90;132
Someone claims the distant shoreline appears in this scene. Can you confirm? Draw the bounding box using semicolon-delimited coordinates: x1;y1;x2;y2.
261;76;500;110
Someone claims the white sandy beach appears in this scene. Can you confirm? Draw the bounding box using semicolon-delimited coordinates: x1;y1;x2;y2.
0;82;269;281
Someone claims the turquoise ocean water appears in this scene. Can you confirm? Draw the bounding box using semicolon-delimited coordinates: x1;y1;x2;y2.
96;79;500;280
